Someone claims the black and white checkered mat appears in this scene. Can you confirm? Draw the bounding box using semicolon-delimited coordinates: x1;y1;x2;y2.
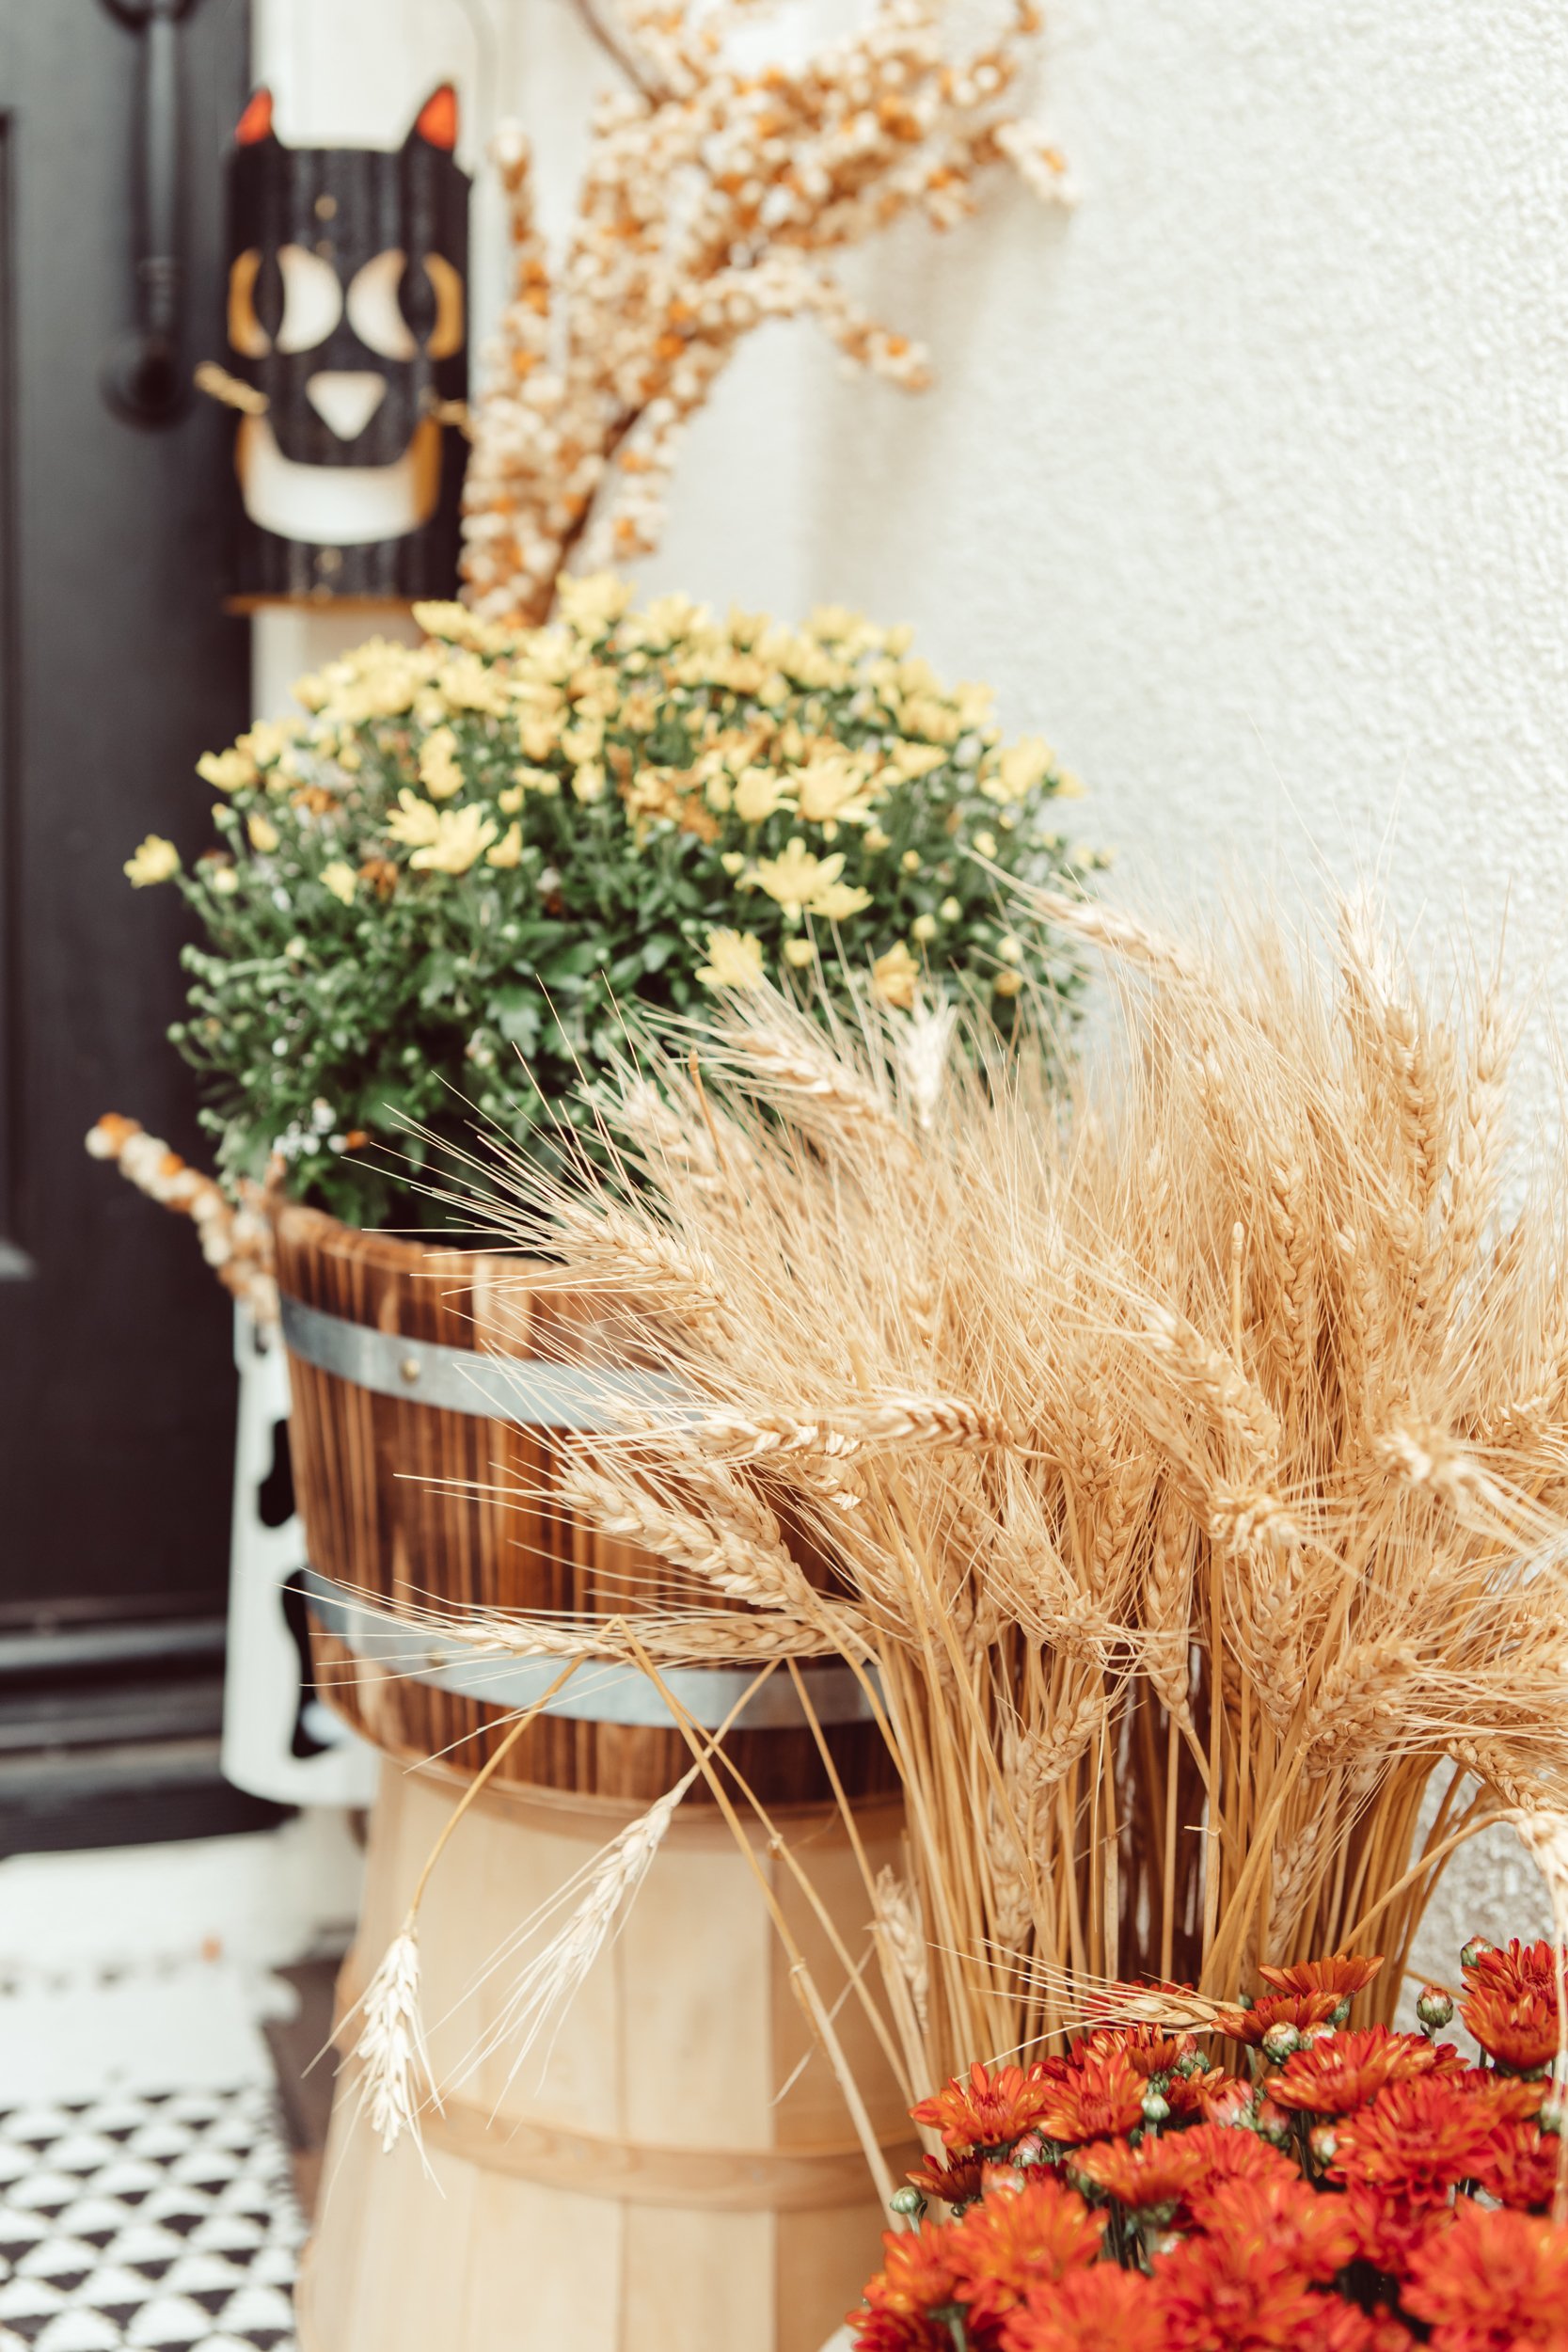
0;2083;300;2349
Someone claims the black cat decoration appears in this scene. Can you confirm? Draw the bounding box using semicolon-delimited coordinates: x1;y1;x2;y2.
209;85;470;605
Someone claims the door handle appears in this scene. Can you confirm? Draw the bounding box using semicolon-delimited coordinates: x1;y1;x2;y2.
102;0;201;427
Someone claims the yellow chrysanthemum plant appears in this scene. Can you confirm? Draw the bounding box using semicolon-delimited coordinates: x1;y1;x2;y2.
134;578;1098;1224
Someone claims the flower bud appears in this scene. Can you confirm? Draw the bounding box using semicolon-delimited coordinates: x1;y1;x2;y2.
889;2185;926;2220
1460;1937;1495;1971
1416;1986;1455;2032
1308;2123;1338;2167
1140;2090;1171;2125
1261;2023;1302;2064
1539;2096;1565;2140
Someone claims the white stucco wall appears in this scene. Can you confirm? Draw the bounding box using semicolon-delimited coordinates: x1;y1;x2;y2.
251;0;1561;1952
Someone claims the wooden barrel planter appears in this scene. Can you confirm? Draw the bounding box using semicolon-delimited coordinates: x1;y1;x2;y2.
296;1761;916;2352
272;1201;896;1807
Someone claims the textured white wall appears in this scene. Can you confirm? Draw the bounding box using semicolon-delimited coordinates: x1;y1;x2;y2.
252;0;1562;1953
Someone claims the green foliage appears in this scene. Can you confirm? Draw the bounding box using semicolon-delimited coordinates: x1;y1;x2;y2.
140;577;1097;1226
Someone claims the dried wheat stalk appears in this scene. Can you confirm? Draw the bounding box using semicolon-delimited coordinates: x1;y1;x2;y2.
449;892;1568;2098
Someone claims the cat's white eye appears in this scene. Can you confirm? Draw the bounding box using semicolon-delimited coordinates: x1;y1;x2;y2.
346;248;417;362
228;247;270;358
276;243;343;355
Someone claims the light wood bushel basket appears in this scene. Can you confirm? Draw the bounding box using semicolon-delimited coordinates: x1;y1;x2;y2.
295;1763;916;2352
272;1204;907;2350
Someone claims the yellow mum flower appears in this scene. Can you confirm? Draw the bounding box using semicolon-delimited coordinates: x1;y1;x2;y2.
733;765;792;825
556;571;632;635
320;861;356;905
572;762;607;804
794;754;877;825
197;747;258;793
986;736;1053;803
409;806;497;876
883;741;946;783
519;716;561;762
486;821;523;869
864;826;892;852
810;881;873;923
784;937;816;967
515;764;561;797
696;929;767;991
721;851;745;876
124;834;181;887
498;785;524;814
237;719;295;767
247;812;280;854
753;837;845;914
385;789;444;850
973;831;998;859
419;726;464;801
872;941;921;1009
209;865;238;897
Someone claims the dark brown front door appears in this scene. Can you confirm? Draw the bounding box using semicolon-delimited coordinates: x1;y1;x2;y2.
0;0;272;1844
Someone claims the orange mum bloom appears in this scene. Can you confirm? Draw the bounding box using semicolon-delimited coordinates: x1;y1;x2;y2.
1000;2265;1168;2352
1403;2200;1568;2350
1305;2308;1418;2352
1270;2025;1454;2116
1069;2133;1211;2210
1257;1954;1385;2003
1462;1982;1563;2074
1157;2175;1356;2349
906;2151;985;2208
1034;2046;1148;2146
948;2174;1105;2332
1472;2119;1564;2213
1341;2183;1450;2277
1330;2076;1508;2202
911;2061;1055;2154
858;2217;963;2333
1213;1990;1344;2046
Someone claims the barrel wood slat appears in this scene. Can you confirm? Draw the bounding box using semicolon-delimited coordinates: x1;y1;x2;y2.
296;1764;917;2352
273;1202;898;1804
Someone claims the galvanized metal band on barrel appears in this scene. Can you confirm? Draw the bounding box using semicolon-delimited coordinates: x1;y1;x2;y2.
278;1293;685;1428
299;1570;879;1736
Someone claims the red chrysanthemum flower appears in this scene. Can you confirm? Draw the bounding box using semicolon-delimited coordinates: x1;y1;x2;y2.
1213;1990;1344;2046
907;2152;986;2208
1257;1953;1386;2003
1330;2075;1509;2202
1341;2183;1450;2278
948;2174;1105;2333
1472;2119;1565;2213
1301;2304;1417;2352
1202;2074;1261;2127
1462;1983;1563;2074
1180;2170;1357;2276
911;2061;1056;2154
1034;2045;1148;2145
1176;2121;1301;2192
860;2217;964;2326
1000;2265;1169;2352
1270;2025;1454;2116
1069;2132;1211;2210
1156;2177;1356;2350
1404;2199;1568;2351
849;2307;952;2352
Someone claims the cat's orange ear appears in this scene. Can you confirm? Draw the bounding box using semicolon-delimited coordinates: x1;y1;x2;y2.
411;84;458;152
235;87;275;146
